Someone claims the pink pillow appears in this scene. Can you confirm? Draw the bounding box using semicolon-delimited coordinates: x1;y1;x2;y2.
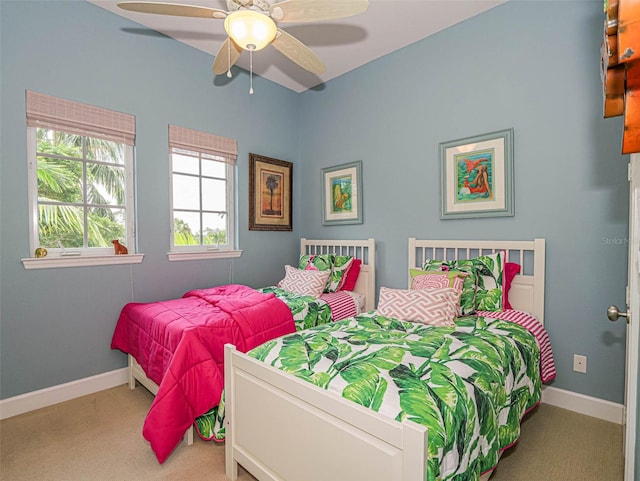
503;262;521;309
278;265;330;297
411;271;466;293
340;259;361;291
377;286;460;326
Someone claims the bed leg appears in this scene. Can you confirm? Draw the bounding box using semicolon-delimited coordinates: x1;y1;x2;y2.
184;426;194;446
127;354;135;390
226;458;238;481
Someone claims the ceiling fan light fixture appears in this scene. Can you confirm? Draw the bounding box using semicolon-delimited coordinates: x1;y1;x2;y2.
224;10;277;51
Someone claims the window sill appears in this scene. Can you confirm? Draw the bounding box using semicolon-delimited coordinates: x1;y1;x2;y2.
167;249;242;262
22;254;144;270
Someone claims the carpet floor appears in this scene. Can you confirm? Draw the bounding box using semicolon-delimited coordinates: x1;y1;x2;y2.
0;384;624;481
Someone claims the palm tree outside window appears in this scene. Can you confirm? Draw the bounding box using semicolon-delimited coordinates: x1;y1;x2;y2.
25;91;136;258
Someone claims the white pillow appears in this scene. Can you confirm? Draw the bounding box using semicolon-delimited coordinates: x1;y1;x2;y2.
278;265;330;297
376;286;461;326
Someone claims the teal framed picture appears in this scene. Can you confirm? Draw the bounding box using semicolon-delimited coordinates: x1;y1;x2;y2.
439;129;514;219
321;160;363;225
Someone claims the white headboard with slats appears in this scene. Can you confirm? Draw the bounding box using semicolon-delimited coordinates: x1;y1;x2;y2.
408;238;546;324
300;238;376;312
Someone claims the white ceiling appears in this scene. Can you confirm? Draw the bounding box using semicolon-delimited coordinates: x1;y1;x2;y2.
87;0;507;93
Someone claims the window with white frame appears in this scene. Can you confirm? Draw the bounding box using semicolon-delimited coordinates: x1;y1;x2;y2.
169;125;238;258
25;91;136;260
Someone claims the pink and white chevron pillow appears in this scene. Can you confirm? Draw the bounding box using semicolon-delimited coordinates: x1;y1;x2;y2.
278;265;330;297
412;273;466;292
377;286;461;326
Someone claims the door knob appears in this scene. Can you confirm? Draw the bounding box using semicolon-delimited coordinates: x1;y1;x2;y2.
607;305;629;322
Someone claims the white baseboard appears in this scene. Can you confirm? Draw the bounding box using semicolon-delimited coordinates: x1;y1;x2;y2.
541;386;624;424
0;370;624;425
0;368;128;420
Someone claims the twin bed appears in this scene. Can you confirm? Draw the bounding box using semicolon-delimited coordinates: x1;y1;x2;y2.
111;237;553;481
111;238;376;462
223;238;552;481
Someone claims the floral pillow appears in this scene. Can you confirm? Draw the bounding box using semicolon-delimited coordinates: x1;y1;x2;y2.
299;254;334;292
421;261;477;315
326;255;354;292
279;265;330;297
377;286;460;326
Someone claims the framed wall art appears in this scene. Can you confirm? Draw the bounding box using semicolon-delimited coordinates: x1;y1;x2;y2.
249;153;292;231
321;160;363;225
439;128;514;219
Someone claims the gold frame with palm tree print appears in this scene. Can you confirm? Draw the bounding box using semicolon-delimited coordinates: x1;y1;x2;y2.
249;153;292;231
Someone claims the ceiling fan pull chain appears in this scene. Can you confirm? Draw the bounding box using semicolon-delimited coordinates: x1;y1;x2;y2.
249;48;254;94
227;39;232;78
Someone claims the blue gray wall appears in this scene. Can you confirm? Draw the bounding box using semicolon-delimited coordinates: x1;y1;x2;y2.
0;0;301;398
297;0;630;404
0;0;631;414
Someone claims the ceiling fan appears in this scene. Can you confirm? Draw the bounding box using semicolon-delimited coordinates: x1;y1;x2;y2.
118;0;369;92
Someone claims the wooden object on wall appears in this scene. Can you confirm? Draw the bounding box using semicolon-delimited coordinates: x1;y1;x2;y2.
603;0;624;118
602;0;640;153
624;61;640;153
604;64;625;118
608;0;619;32
618;0;640;63
607;32;619;67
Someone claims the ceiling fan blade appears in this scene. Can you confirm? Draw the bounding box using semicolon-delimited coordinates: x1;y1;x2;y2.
272;29;325;74
212;37;243;75
117;2;227;19
270;0;368;23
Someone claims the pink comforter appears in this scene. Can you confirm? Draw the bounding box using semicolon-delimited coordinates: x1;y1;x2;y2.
111;284;295;463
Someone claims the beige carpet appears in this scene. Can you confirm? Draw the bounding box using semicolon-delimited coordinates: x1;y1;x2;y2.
0;385;624;481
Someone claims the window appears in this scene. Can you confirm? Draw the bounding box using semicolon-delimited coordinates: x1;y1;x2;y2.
24;91;140;268
168;125;240;260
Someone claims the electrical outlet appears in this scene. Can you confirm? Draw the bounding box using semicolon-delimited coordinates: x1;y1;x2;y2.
573;354;587;373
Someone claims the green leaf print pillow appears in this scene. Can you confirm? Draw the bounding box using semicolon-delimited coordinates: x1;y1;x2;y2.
463;250;505;312
423;251;505;313
299;254;334;292
326;255;354;292
421;260;477;315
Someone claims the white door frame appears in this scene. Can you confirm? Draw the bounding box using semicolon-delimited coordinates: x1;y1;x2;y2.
624;154;639;481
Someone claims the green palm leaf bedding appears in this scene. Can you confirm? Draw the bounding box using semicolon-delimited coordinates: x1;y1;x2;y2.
194;286;333;440
234;312;542;481
259;287;334;330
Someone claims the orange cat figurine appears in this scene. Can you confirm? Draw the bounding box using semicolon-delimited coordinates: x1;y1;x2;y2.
112;239;128;255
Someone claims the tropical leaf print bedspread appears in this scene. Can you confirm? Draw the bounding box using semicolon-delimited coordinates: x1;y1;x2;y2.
247;312;542;481
259;287;334;330
194;287;333;440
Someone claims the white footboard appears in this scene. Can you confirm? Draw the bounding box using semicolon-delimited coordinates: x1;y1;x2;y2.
224;344;428;481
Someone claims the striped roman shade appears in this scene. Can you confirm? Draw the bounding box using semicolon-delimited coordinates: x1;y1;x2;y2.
26;90;135;145
168;124;237;163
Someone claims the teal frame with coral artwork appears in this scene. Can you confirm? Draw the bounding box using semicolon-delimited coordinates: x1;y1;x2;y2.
321;160;363;225
439;129;514;219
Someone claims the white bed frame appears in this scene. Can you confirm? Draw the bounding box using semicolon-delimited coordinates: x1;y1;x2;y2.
300;237;376;312
224;238;546;481
408;238;546;324
127;238;376;447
